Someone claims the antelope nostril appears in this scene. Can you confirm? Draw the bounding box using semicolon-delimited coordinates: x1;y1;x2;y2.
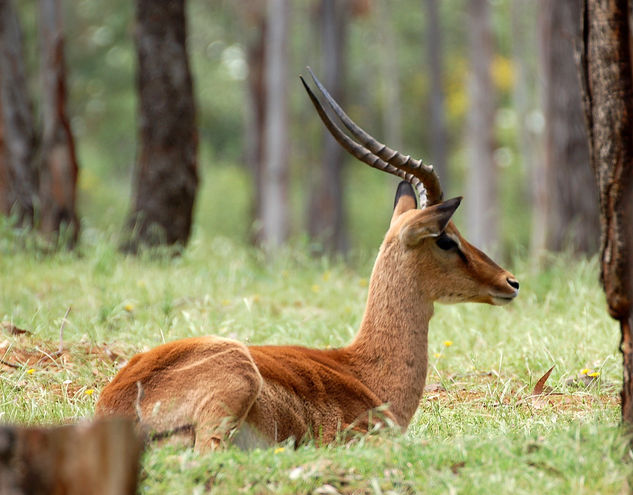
507;278;520;290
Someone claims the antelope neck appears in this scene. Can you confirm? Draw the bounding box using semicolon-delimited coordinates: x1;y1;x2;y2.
345;244;433;427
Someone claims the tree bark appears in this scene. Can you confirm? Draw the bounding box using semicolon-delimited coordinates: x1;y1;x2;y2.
579;0;633;423
466;0;497;251
241;0;267;245
425;0;448;186
39;0;79;246
0;418;143;495
512;0;546;260
540;0;598;255
376;0;402;152
260;0;289;248
124;0;198;252
0;0;39;227
0;97;9;216
307;0;349;254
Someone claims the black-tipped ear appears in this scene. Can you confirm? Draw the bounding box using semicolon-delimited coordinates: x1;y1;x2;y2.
399;196;462;247
394;181;417;210
391;181;418;226
434;196;462;232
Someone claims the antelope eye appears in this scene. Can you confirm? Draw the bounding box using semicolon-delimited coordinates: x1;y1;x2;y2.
435;233;458;251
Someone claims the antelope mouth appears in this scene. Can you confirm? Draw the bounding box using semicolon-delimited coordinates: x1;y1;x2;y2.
489;293;517;305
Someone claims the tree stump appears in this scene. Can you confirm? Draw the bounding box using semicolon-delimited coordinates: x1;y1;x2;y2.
0;418;143;495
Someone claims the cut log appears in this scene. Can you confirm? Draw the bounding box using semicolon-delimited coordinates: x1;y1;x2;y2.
0;418;143;495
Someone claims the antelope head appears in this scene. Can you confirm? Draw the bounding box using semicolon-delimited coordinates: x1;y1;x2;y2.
300;68;519;307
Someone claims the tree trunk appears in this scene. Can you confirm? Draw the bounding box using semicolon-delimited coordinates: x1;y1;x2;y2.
540;0;598;255
425;0;448;185
242;1;267;245
307;0;348;254
0;97;9;216
579;0;633;423
0;418;143;494
375;0;402;152
260;0;289;248
123;0;198;252
0;0;39;227
512;0;546;260
39;0;79;246
466;0;497;251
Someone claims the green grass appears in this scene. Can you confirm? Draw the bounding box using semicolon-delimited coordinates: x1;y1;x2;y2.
0;175;630;492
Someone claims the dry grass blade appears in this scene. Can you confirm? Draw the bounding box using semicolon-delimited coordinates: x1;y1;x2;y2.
56;307;72;356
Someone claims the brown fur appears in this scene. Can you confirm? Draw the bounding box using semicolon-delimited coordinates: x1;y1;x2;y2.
96;195;518;450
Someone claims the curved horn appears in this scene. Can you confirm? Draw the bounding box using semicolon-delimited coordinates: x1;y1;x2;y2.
303;67;443;206
300;76;428;203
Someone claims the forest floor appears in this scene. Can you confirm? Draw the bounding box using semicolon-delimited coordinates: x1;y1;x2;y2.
0;228;630;494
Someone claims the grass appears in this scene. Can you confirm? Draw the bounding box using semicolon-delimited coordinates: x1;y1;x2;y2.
0;168;630;492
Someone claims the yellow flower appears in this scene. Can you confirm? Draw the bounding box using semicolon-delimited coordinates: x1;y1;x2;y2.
580;368;590;375
588;372;600;378
443;341;453;348
85;389;94;396
26;368;35;375
124;303;134;312
274;447;285;454
434;353;442;359
311;284;320;293
322;271;331;282
358;278;368;288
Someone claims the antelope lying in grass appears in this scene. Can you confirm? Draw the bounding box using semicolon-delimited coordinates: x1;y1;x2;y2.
96;69;519;450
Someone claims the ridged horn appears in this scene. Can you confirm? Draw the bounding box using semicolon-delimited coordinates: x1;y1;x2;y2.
301;67;443;207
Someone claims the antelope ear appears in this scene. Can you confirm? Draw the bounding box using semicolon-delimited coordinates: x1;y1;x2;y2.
400;197;462;247
390;181;418;226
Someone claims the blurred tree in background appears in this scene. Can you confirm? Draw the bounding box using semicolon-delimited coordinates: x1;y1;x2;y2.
122;0;198;252
0;0;79;244
466;0;498;253
0;0;602;259
39;0;79;246
538;0;598;256
307;0;350;254
0;0;39;227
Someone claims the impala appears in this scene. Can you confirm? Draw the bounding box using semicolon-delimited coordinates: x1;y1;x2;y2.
95;69;519;451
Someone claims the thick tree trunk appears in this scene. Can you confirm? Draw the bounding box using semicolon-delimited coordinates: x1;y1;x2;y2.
540;0;598;255
0;0;38;227
124;0;198;252
307;0;348;254
466;0;497;251
39;0;79;246
0;418;143;494
425;0;448;186
260;0;289;248
579;0;633;423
